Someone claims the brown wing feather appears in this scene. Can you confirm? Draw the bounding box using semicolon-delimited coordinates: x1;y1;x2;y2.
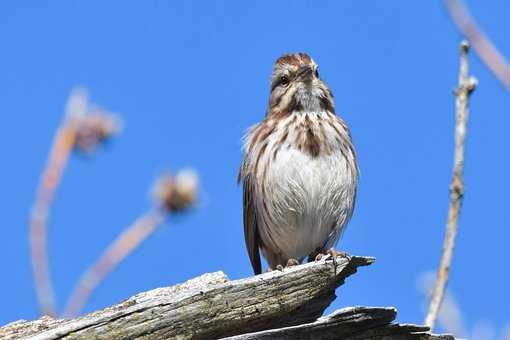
241;170;262;275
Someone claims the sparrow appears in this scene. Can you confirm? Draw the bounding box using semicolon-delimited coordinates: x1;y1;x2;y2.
239;53;358;274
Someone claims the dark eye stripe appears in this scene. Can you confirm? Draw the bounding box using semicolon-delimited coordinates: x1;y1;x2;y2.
271;75;289;92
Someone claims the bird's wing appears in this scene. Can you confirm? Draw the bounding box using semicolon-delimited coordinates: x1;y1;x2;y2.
241;172;262;275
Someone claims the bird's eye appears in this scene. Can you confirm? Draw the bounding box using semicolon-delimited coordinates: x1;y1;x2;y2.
280;75;289;86
314;68;319;78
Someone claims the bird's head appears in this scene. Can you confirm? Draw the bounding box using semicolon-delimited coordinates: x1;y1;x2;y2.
268;53;334;117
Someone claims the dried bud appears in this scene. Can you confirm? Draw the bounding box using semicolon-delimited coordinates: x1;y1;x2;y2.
152;170;199;212
70;112;122;153
65;87;122;153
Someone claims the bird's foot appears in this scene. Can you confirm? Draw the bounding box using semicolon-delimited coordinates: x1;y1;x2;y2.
312;248;350;274
314;249;349;261
327;248;350;261
274;259;299;272
326;248;350;274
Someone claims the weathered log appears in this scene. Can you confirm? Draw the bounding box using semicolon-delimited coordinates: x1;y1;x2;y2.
0;254;453;339
223;306;454;340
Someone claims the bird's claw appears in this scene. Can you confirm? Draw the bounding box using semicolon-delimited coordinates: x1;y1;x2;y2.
327;248;349;259
274;259;299;272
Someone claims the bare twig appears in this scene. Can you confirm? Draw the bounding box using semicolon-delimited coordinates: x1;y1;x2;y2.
63;170;199;317
29;88;120;316
63;209;167;317
444;0;510;92
418;271;467;337
425;41;477;330
29;121;77;316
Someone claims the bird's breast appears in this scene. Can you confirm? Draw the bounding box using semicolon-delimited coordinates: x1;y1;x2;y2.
250;111;358;260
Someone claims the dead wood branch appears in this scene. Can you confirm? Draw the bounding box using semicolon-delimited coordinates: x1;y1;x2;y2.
224;306;453;340
425;41;477;330
1;255;452;339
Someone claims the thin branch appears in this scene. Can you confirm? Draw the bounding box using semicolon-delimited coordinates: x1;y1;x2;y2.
62;209;167;317
425;41;477;330
63;170;199;317
444;0;510;92
29;122;77;316
29;88;120;316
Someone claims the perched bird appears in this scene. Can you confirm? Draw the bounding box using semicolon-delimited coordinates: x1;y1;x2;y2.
239;53;358;275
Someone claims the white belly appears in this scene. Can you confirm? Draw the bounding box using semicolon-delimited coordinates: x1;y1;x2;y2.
254;113;357;264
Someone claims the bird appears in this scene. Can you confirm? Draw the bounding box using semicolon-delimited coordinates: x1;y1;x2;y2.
239;53;359;275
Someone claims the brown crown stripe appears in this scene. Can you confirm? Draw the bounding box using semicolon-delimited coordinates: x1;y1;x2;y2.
276;53;312;66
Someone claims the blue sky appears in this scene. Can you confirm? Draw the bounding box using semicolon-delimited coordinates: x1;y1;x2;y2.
1;1;509;337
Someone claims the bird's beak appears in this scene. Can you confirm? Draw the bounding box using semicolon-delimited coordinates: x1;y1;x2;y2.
295;65;313;82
